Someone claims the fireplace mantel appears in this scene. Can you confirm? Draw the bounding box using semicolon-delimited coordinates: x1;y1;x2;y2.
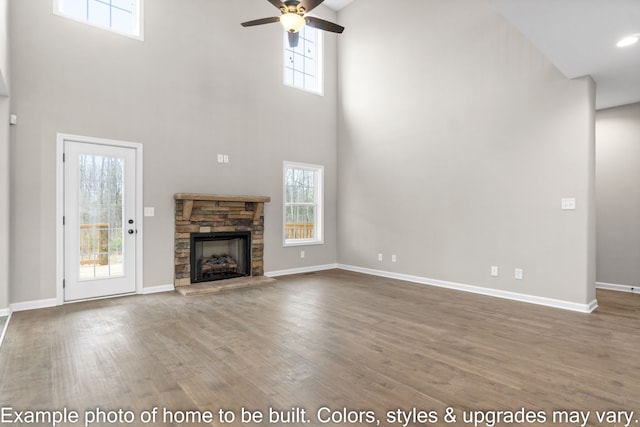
175;193;271;203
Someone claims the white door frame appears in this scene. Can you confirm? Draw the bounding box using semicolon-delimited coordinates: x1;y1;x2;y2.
56;133;143;305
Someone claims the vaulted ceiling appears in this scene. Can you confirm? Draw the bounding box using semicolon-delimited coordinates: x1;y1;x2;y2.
326;0;640;110
492;0;640;110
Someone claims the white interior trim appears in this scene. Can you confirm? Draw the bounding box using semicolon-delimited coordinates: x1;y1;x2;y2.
0;311;11;349
596;282;639;293
266;263;339;278
338;264;598;314
11;298;58;312
142;284;176;295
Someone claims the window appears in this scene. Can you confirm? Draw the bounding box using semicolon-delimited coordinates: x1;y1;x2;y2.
54;0;143;40
284;162;324;246
284;26;323;94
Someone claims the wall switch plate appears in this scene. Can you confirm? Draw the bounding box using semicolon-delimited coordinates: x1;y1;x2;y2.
217;154;224;163
223;155;229;163
515;268;524;280
300;250;305;259
391;255;397;263
491;266;499;277
144;207;155;217
9;114;17;125
561;198;576;210
378;253;383;262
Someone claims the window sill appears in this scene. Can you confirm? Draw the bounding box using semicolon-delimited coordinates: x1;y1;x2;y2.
284;239;324;248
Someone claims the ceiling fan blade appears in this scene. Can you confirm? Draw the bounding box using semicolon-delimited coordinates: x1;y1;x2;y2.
288;31;300;48
241;16;281;27
305;16;344;33
267;0;284;10
298;0;324;13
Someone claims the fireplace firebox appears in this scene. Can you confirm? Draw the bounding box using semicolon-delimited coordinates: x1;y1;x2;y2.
190;232;251;283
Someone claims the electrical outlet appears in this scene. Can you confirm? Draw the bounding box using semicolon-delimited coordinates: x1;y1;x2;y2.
300;251;305;259
223;155;229;163
515;268;524;280
217;154;224;163
377;253;383;262
491;266;499;277
391;255;397;263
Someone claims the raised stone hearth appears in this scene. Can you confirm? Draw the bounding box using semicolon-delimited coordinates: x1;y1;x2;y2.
175;276;277;296
174;193;271;292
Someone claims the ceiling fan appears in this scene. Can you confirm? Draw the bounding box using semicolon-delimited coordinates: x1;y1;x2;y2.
241;0;345;48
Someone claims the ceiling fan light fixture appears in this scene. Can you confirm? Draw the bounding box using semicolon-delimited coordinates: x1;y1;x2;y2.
616;34;639;48
280;13;306;33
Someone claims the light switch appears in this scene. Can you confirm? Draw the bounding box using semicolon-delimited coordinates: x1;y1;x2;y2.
561;198;576;210
144;207;155;217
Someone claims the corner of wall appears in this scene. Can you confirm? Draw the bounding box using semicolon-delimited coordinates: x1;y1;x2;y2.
0;0;9;313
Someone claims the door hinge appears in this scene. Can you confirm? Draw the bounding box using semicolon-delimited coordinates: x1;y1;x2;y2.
63;279;66;289
62;153;65;162
63;216;65;225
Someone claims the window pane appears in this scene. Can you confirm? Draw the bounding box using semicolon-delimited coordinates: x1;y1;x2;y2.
304;56;315;75
284;163;322;245
285;206;315;240
60;0;88;20
112;0;135;12
56;0;141;38
111;7;135;33
78;154;125;280
303;26;316;43
88;0;110;28
285;67;294;86
293;71;304;88
283;27;321;93
293;53;304;72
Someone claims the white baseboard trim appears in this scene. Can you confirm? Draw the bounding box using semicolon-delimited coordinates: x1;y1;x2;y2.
596;282;639;293
0;311;11;349
142;284;175;295
0;307;10;317
338;264;598;314
266;263;339;278
10;298;58;313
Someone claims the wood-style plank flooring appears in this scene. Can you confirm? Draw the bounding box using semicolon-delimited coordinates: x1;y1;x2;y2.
1;270;639;426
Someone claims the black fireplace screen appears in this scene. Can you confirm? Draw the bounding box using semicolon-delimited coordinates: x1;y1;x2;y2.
190;232;251;283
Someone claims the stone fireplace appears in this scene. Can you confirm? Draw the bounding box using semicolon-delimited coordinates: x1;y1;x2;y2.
174;193;270;289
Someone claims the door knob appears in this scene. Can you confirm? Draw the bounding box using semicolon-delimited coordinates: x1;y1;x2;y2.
128;229;135;234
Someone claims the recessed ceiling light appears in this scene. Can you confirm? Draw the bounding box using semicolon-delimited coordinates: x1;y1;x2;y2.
617;34;639;47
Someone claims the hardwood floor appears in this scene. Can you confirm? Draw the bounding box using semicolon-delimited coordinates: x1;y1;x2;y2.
1;270;639;426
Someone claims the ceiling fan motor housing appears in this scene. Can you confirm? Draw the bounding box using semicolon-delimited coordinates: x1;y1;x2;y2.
282;0;306;14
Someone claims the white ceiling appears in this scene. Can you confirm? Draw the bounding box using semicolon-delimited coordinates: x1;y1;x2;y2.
492;0;640;110
322;0;353;12
325;0;640;110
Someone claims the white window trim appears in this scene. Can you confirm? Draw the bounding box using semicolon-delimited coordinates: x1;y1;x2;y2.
283;161;324;247
283;26;324;96
53;0;145;41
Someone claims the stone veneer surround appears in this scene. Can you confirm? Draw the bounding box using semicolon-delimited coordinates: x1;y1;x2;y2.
174;193;270;287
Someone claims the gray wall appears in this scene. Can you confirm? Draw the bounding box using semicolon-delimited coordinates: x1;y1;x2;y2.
596;102;640;287
0;0;8;312
337;0;596;305
9;0;338;303
8;0;600;308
